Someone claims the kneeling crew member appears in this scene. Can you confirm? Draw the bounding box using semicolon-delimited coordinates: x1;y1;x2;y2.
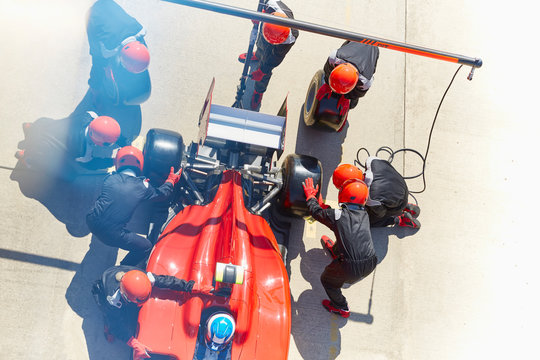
86;146;181;266
303;177;377;318
93;266;199;360
317;41;380;116
332;161;421;229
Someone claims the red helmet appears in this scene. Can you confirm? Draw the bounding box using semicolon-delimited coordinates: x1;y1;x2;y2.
262;12;290;45
115;146;144;173
119;270;152;306
338;179;369;205
332;164;364;189
120;40;150;73
329;63;359;94
88;116;121;146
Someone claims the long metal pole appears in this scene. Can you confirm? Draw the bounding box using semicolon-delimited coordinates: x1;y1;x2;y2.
162;0;482;68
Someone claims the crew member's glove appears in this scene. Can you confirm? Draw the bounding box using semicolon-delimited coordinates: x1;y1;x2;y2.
127;337;152;360
165;167;182;185
337;95;350;116
251;68;266;82
302;177;319;201
316;83;332;101
318;193;330;209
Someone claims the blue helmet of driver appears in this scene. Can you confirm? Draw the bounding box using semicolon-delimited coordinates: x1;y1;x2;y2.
204;312;235;351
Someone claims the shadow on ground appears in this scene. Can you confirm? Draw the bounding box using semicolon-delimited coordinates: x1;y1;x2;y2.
65;235;132;360
10;162;105;237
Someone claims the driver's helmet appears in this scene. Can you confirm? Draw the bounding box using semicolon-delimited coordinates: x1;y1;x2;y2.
204;312;235;351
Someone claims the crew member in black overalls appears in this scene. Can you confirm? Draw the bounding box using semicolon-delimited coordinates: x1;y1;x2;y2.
92;266;196;360
363;156;421;228
303;177;377;318
239;0;298;110
86;146;181;266
14;112;121;181
75;0;151;146
317;41;380;117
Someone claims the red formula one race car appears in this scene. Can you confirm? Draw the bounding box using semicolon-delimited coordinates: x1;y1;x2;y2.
134;79;322;359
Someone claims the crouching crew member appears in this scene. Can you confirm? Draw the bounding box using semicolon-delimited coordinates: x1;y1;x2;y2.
302;177;377;318
15;113;121;180
239;0;298;110
317;41;380;116
332;161;421;229
76;0;151;146
92;266;196;360
86;146;181;266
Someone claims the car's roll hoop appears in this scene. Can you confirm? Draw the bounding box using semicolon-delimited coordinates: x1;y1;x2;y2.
215;262;245;285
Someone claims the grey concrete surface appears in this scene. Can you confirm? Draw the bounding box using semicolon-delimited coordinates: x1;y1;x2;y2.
0;0;538;359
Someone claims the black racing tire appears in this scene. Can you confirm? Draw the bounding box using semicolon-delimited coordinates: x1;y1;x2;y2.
277;154;322;218
303;70;324;127
143;128;183;186
302;69;347;132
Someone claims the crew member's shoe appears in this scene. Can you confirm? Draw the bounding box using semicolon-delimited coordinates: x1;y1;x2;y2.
396;212;421;229
14;150;25;160
238;52;259;63
403;203;420;218
320;235;337;260
22;122;32;136
250;90;263;110
322;299;350;318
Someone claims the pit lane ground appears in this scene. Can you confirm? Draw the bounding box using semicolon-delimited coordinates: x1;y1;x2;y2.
0;1;538;359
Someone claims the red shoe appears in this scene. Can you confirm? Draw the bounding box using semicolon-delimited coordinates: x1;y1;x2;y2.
14;150;25;160
238;52;259;63
322;299;350;318
250;90;263;110
396;212;421;229
403;203;420;218
22;122;32;136
320;235;337;260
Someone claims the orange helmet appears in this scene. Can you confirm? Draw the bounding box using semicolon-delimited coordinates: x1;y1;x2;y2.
332;164;364;189
329;63;359;94
119;270;152;306
115;146;144;173
338;179;369;205
262;12;290;45
88;116;121;146
120;40;150;73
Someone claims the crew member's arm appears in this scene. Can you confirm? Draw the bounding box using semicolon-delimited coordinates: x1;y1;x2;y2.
143;167;182;201
147;272;195;292
302;178;337;230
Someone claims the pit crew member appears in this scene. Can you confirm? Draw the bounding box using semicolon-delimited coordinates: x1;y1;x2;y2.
86;146;181;266
77;0;151;145
92;266;198;360
317;41;380;117
14;112;121;180
239;0;298;110
303;177;377;318
332;161;421;229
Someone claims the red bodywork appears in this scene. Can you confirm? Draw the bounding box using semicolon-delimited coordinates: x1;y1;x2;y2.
137;170;291;359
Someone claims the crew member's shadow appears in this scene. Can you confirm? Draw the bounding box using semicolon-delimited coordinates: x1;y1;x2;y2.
10;161;106;237
64;235;131;360
291;247;374;360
